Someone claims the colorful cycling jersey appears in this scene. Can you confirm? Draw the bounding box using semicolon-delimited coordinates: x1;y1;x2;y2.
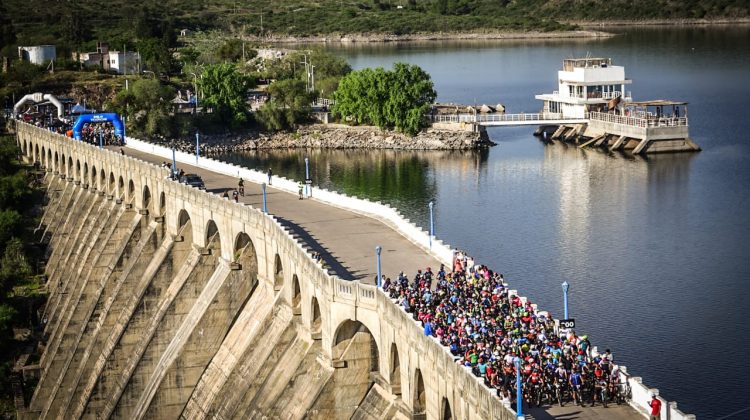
570;373;583;386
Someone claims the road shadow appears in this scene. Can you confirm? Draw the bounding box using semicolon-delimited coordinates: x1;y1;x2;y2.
274;216;359;281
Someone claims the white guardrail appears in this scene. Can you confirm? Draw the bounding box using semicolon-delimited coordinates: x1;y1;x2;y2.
125;137;455;267
125;135;693;420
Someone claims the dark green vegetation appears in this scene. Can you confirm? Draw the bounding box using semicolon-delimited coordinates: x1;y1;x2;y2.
333;63;437;135
197;63;256;127
0;125;47;417
3;0;748;51
256;50;351;131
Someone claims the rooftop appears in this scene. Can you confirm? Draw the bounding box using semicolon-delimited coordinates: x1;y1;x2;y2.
563;57;613;71
628;100;688;107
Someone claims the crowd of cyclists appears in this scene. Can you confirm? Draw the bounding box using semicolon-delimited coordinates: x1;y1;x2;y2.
381;251;632;411
74;123;124;146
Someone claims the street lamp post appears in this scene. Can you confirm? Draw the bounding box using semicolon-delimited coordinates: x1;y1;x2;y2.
195;132;200;164
514;356;523;419
261;182;267;213
189;72;199;108
171;141;177;179
304;157;310;197
375;246;382;288
428;201;435;249
562;281;570;319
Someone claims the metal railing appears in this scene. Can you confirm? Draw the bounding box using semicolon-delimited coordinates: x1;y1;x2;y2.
546;90;632;100
589;111;688;128
430;112;579;124
312;98;335;107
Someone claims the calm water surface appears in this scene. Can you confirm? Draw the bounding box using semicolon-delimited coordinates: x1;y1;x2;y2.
221;26;750;419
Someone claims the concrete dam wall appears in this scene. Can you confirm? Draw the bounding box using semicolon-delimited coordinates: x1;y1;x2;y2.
18;123;514;420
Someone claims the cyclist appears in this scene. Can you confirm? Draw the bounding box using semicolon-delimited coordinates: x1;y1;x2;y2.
569;368;584;406
238;178;244;196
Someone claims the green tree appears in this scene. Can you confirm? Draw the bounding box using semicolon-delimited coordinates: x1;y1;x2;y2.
383;63;437;135
333;63;436;135
109;79;175;137
137;38;174;75
256;79;316;131
0;237;31;296
332;67;391;128
198;63;255;126
217;39;256;63
61;1;90;49
0;173;32;210
0;210;22;253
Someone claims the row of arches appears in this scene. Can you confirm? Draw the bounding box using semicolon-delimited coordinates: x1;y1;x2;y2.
22;128;457;419
21;135;167;216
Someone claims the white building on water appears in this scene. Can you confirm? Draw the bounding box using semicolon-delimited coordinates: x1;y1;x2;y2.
535;57;632;119
535;57;699;154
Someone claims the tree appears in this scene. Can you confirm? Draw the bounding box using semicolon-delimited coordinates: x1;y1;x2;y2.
0;237;31;296
256;79;316;131
332;63;436;135
109;79;175;137
137;38;174;75
197;63;255;126
383;63;437;135
61;1;90;49
217;39;256;63
0;210;22;253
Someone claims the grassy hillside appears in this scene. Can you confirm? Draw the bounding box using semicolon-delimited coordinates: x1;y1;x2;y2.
4;0;748;49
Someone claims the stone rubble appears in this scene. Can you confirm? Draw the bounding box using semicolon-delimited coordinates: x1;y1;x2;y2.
169;124;495;156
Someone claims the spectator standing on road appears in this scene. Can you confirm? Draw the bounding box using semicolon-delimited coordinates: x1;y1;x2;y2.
232;189;239;202
649;395;662;420
298;181;304;200
267;168;273;185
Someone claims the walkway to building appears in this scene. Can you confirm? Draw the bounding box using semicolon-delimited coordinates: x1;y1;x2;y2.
431;112;587;126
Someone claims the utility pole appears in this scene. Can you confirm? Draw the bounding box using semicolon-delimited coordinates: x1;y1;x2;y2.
300;55;309;92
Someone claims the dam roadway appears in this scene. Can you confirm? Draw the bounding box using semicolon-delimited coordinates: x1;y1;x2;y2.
16;121;657;420
115;144;641;420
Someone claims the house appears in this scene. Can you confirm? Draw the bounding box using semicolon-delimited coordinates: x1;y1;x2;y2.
76;42;141;75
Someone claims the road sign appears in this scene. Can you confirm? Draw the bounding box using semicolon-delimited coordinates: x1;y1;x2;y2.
305;179;312;185
560;319;576;329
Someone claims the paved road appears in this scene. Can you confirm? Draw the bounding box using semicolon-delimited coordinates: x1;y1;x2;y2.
119;146;441;283
527;403;641;419
117;145;642;419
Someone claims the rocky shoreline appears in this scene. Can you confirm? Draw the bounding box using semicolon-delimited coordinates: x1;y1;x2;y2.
168;124;495;155
244;29;613;44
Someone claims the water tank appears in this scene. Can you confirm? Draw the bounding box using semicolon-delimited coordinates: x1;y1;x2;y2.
18;45;57;65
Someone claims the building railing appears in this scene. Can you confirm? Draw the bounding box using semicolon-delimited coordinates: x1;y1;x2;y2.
545;91;632;101
312;98;335;108
589;111;688;128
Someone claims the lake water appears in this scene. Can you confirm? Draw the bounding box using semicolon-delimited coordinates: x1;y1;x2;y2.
221;26;750;419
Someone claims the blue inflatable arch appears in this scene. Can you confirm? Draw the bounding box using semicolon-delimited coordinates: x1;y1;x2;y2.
73;113;125;142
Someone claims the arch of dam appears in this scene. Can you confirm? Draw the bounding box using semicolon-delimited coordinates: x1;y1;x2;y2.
14;122;692;420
